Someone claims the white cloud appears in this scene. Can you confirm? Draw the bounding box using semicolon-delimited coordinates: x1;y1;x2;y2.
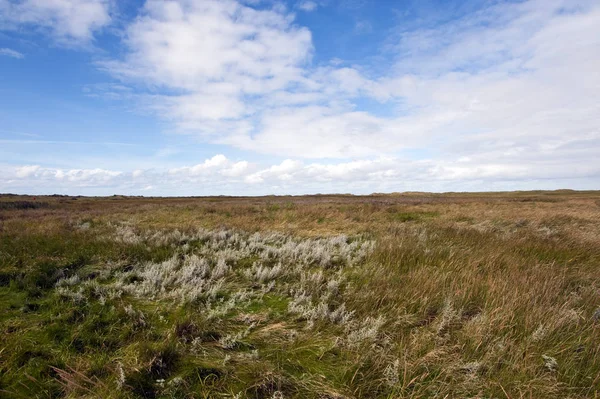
168;154;252;179
9;164;122;187
3;152;598;195
377;1;600;162
96;0;600;180
0;0;112;44
102;0;312;92
100;0;314;143
0;47;23;58
236;106;394;158
245;159;303;183
15;165;39;177
54;168;122;182
222;161;250;177
297;1;318;12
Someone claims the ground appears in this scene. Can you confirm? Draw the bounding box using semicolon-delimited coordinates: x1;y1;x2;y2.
1;191;599;398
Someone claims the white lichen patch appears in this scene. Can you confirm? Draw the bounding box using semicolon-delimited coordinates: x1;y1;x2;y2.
89;229;376;332
57;227;381;351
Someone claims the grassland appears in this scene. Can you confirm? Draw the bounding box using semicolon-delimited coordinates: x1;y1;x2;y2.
1;191;599;398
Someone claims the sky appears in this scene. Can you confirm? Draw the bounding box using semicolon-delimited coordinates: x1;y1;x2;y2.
0;0;599;196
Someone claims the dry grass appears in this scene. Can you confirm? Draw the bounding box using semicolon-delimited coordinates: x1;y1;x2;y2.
1;191;599;398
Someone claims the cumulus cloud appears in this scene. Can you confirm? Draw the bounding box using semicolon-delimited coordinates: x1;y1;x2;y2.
3;152;599;195
168;154;252;178
101;0;312;92
99;0;316;143
0;47;23;58
0;0;112;44
96;0;600;177
99;0;398;157
246;159;303;183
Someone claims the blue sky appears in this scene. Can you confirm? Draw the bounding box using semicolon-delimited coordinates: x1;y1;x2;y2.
0;0;599;195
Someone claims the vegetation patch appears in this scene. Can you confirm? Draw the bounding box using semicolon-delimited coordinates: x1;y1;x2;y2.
389;210;439;222
0;200;49;210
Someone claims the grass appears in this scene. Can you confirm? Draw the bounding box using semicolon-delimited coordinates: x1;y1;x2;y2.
0;191;599;398
0;201;49;210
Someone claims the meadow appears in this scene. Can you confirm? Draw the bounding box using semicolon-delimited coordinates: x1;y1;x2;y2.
1;191;599;398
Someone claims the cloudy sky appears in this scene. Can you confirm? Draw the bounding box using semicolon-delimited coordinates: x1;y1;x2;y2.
0;0;598;195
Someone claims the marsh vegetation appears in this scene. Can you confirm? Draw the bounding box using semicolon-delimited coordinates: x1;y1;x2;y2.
1;192;599;398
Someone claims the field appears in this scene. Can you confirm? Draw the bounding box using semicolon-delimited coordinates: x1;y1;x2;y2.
1;191;599;398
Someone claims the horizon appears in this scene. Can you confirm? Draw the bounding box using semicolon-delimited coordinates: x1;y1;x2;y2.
1;188;596;198
1;0;599;195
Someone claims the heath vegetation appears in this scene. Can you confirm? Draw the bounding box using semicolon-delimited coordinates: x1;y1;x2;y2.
1;191;599;398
